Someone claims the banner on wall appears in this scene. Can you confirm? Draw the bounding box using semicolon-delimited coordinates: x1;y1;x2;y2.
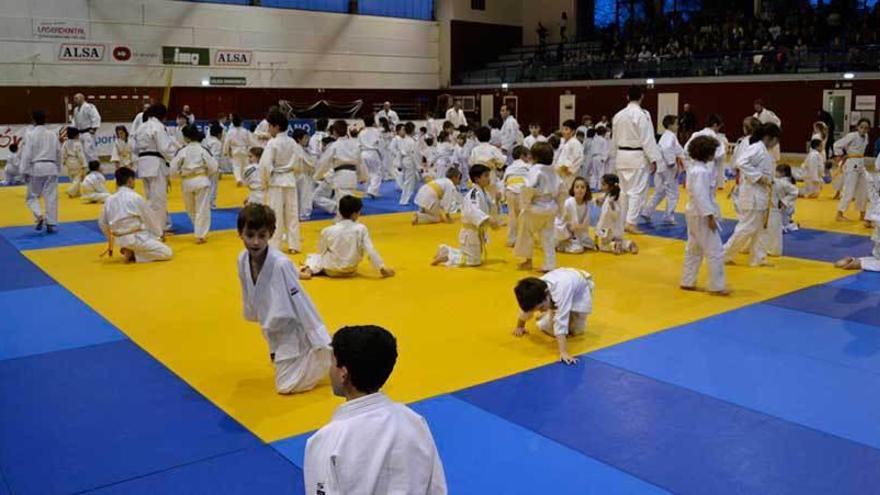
214;50;252;67
58;43;106;62
33;19;89;40
162;46;210;66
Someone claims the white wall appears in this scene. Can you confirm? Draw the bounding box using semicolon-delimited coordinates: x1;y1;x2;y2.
0;0;440;88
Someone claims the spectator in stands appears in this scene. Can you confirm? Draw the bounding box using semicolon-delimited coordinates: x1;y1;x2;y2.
560;12;568;43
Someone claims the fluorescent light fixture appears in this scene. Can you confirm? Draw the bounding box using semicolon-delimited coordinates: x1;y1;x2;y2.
646;78;655;85
843;72;855;79
501;82;509;90
201;78;210;86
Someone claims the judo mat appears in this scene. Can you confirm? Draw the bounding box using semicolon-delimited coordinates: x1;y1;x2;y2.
2;178;879;494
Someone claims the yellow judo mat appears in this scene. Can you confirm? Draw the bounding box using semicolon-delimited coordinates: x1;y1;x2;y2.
24;207;847;442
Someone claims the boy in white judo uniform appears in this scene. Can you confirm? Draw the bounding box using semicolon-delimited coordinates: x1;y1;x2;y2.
20;110;62;233
431;164;499;267
555;119;584;193
502;146;531;246
359;115;384;198
170;125;218;244
412;168;462;225
834;118;871;222
800;138;824;198
288;129;316;220
523;123;547;150
642;115;684;224
685;114;727;190
2;143;24;186
202;122;224;209
81;161;110;203
513;268;595;365
300;195;395;279
61;127;88;198
304;325;447;494
514;142;565;272
237;203;332;394
680;136;729;295
314;121;368;211
469;126;506;198
396;122;421;205
260;110;302;253
99;167;172;263
587;127;610;190
223;114;256;186
242;147;265;205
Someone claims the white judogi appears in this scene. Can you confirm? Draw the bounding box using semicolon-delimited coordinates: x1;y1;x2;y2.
303;219;386;276
223;125;255;184
132;116;177;230
3;152;23;185
611;102;662;225
767;178;799;256
681;160;725;291
304;392;447;495
595;194;634;253
445;107;467;128
260;134;302;252
202;135;222;208
360;126;383;197
722;141;774;266
436;185;493;266
834;131;869;214
500;115;521;156
644;129;684;223
801;149;824;196
242;162;265;204
754;108;782;161
555;196;594;253
253;119;272;147
685;127;727;189
556;136;584;192
20;125;62;226
396;136;420;205
470;141;506;194
237;247;331;394
862;167;880;270
61;138;87;198
521;268;594;337
170;142;218;240
71;102;101;162
503;158;530;245
315;136;368;212
432;141;456;180
376;108;400;126
131;112;145;135
514;164;563;270
587;135;609;190
98;186;172;262
414;178;460;224
523;134;547;150
111;138;134;170
81;170;110;203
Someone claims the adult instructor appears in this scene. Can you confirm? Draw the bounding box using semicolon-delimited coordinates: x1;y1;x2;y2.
71;93;102;164
610;86;661;234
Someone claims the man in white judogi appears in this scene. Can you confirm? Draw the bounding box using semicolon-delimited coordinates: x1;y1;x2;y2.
223;114;256;185
131;103;177;231
499;104;522;161
99;167;172;263
753;99;782;161
304;325;447;495
376;101;400;126
445;100;467;129
314;121;368;212
131;102;151;136
20;110;62;232
71;93;101;163
610;86;661;234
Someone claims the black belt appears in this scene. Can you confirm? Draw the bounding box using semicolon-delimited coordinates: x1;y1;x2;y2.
334;165;357;172
138;151;164;159
77;128;96;133
33;160;57;164
618;146;643;151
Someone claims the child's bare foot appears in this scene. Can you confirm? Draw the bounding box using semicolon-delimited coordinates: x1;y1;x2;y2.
120;248;135;263
195;237;206;244
709;288;732;296
629;244;639;254
836;213;847;222
430;254;448;266
298;266;313;279
725;259;736;266
624;224;642;235
518;259;533;270
834;256;862;270
411;214;418;225
833;191;841;200
680;285;697;291
751;260;774;267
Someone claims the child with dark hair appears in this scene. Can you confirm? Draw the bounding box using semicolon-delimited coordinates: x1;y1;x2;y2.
767;163;799;256
304;325;446;493
642;115;684;225
595;173;638;254
523;122;547;150
236;202;331;394
360;115;384;198
62;126;87;198
432;164;499;267
2;143;23;185
203;121;224;209
681;136;727;295
469;126;505;197
21;110;62;232
111;125;133;170
514;142;564;271
586;126;609;190
287;128;315;220
502;145;531;246
242;147;265;205
413;167;462;225
556;119;584;192
397;122;420;205
99;167;172;263
170;125;218;243
81;161;109;203
801;138;824;198
300;195;394;279
260;110;303;253
512;268;595;365
555;176;594;253
224;114;256;186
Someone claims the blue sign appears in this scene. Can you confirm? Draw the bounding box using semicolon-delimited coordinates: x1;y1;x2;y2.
288;119;316;136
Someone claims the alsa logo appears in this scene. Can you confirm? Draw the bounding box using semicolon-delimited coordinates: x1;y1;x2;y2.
215;50;252;66
58;43;105;62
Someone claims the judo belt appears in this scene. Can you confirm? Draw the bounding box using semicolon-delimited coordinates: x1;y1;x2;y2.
181;173;208;179
77;128;96;133
334;164;357;172
462;223;489;260
618;146;643;151
427;181;444;199
138;151;167;163
33;160;57;164
505;176;526;188
101;228;144;258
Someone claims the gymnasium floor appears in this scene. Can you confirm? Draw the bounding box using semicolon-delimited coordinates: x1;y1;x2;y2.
1;176;879;494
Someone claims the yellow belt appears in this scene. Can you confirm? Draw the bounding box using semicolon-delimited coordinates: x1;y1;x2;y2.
506;176;526;187
427;181;444;199
182;173;208;179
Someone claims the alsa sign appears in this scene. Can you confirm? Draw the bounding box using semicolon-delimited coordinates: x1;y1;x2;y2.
215;50;252;66
58;43;105;62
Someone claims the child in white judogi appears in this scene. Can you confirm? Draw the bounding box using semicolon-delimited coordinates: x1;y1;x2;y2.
514;142;564;271
556;176;595;253
503;146;531;246
81;161;110;203
453;133;470;187
834;119;871;222
309;119;329;159
728;117;762;216
304;325;447;495
420;136;437;181
642;115;684;225
413;168;462;225
171;115;188;149
242;147;265;205
288;129;316;220
432;131;456;180
20;111;62;233
223;115;256;186
170;125;218;244
835;157;880;271
469;126;505;195
800;139;824;198
62;127;88;198
110;126;134;171
2;143;23;186
202;122;224;209
685;115;726;190
523;123;547;150
588;127;610;190
237;203;332;394
397;123;421;205
595;173;638;254
432;164;498;267
513;268;595;365
99;167;172;263
314;121;368;211
360;117;384;198
300;195;395;279
680;136;728;295
260;111;302;253
556;120;584;193
767;164;799;256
